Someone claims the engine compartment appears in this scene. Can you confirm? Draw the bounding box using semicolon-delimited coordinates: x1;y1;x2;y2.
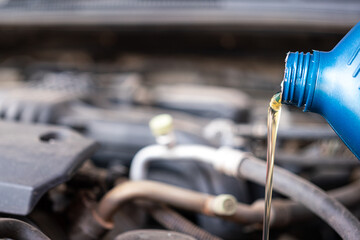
0;17;359;240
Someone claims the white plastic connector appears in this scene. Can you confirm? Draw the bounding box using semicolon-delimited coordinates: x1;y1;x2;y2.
212;147;250;177
211;194;237;216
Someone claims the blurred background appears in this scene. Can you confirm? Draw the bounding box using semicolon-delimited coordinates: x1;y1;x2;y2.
0;1;359;240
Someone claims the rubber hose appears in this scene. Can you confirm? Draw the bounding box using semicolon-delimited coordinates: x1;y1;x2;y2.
150;205;222;240
0;218;50;240
238;156;360;240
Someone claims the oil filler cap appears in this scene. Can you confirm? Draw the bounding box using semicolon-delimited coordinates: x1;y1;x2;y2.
0;121;97;215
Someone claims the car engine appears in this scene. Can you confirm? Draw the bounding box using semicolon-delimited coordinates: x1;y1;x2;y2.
0;1;359;240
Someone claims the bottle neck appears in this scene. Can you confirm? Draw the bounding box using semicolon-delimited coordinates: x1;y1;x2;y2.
281;51;320;111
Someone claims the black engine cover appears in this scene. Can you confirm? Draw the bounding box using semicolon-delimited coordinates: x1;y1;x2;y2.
0;121;96;215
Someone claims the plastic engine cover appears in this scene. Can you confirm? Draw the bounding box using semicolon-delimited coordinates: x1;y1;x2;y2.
0;121;97;215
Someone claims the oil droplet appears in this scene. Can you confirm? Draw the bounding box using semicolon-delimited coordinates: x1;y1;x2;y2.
270;92;282;111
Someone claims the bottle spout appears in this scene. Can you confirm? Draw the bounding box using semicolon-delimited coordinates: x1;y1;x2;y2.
281;51;320;112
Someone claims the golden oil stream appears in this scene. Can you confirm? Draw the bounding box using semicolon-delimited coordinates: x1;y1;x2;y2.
262;93;282;240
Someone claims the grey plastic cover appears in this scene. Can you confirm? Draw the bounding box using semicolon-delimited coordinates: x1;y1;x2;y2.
0;121;97;215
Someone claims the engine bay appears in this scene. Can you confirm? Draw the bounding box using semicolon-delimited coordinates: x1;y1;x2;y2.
0;10;359;239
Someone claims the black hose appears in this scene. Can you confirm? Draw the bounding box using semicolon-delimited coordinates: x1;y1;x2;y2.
258;152;359;167
0;218;50;240
150;205;222;240
238;156;360;240
236;124;337;140
115;230;196;240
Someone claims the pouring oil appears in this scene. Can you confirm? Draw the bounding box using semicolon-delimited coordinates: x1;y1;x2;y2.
262;93;282;240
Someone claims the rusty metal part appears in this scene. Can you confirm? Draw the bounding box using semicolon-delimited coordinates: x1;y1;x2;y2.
102;202;148;240
150;205;222;240
96;181;217;225
230;200;263;225
98;179;360;226
73;179;360;240
70;209;108;240
69;192;109;240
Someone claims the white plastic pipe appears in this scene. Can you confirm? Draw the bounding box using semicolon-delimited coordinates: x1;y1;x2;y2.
129;144;247;180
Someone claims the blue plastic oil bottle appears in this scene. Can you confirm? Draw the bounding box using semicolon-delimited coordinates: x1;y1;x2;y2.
281;22;360;160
